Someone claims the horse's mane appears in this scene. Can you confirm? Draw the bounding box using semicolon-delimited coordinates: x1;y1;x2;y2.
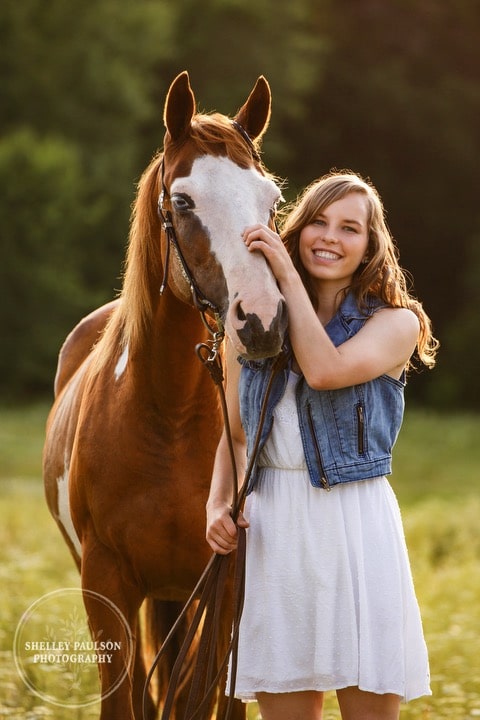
90;151;163;374
90;111;272;374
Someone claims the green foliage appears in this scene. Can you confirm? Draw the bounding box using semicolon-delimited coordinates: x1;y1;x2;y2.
0;130;94;398
0;0;173;139
429;235;480;410
0;0;177;398
1;0;479;407
278;1;480;318
159;0;326;152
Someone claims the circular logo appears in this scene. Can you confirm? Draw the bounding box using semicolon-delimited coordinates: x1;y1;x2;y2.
13;588;133;708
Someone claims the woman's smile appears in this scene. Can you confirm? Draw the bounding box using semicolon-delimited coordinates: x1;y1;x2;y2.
312;248;343;262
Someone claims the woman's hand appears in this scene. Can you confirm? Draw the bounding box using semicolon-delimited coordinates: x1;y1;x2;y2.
206;502;249;555
242;224;295;284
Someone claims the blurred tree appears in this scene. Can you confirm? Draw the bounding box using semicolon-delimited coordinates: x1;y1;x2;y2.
0;130;91;398
1;0;479;407
0;0;176;293
430;231;480;410
0;0;176;398
142;0;329;171
275;0;480;405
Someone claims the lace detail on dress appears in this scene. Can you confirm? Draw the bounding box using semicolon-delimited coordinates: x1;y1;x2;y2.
258;371;307;470
273;372;301;426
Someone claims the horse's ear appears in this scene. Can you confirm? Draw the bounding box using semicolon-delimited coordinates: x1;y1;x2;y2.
164;71;196;141
234;76;272;141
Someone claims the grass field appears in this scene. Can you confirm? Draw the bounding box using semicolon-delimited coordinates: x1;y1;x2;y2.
1;403;479;719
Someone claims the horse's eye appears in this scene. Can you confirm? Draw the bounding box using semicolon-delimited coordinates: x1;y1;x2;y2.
171;193;195;212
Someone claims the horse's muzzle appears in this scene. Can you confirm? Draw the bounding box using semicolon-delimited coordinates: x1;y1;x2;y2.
234;298;287;360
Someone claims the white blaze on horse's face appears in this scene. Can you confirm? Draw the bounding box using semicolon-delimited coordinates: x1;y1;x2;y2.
170;155;287;359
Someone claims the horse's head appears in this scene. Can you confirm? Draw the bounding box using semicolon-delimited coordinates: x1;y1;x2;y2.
160;72;287;360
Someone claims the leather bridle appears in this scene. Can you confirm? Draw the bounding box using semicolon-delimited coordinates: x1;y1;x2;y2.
157;162;221;319
144;122;284;720
157;118;268;325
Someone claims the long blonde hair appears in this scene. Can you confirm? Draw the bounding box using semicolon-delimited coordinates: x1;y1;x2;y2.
281;170;439;370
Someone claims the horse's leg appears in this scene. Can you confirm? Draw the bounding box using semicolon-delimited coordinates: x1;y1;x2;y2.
131;626;157;720
143;598;209;720
81;530;143;720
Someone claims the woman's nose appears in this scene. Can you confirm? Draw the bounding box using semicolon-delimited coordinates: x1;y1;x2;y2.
323;226;338;243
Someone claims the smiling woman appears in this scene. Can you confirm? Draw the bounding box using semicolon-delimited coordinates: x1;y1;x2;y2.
298;192;370;292
206;170;439;720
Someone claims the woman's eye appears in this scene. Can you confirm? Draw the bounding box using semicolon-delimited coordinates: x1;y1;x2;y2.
171;194;194;212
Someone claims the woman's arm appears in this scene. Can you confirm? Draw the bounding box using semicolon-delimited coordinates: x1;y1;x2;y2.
281;272;419;388
243;224;419;389
206;340;249;555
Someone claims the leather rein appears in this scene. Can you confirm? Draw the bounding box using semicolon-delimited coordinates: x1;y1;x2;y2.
143;123;285;719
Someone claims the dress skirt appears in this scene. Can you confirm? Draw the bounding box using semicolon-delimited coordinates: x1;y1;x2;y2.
231;372;431;703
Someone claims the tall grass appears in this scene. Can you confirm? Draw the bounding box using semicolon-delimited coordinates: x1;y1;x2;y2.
1;405;479;718
393;409;480;505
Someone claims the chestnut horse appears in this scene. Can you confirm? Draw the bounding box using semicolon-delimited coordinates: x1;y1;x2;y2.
43;72;286;719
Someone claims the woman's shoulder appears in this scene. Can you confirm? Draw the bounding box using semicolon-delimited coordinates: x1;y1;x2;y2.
367;306;420;350
374;305;419;327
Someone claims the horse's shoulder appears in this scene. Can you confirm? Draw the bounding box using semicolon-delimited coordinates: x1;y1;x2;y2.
54;300;119;396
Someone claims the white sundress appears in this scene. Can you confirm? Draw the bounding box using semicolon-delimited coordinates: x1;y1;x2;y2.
232;371;431;703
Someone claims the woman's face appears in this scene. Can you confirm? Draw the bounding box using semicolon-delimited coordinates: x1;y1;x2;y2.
298;191;370;290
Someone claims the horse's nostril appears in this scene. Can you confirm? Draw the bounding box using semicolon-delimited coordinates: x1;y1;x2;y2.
236;302;246;322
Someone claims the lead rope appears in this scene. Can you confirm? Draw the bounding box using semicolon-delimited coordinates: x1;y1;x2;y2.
143;343;287;720
147;123;284;718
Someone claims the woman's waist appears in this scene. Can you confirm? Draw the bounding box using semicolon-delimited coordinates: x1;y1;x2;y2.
257;462;307;473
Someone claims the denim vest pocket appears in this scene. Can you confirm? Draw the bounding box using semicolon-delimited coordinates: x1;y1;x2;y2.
306;402;330;490
355;402;366;455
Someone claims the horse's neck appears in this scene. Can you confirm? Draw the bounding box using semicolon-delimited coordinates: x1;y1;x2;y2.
135;288;217;404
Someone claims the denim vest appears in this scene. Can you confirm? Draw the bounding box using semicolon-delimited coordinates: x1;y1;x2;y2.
239;291;405;492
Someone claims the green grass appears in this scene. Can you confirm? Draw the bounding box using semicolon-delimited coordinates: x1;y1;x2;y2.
1;405;479;719
392;409;480;505
0;403;49;480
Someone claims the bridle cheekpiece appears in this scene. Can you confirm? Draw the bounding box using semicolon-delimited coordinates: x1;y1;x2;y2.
157;120;264;356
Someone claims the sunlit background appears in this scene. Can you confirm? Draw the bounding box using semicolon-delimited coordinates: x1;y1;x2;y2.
1;1;479;718
2;0;479;409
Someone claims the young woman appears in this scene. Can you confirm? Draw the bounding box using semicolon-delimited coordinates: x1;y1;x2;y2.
206;171;438;720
